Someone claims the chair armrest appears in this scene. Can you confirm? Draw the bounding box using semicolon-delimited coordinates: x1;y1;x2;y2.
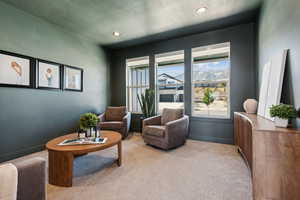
13;157;46;200
98;113;106;122
123;112;131;132
165;115;189;142
0;163;18;200
143;115;161;127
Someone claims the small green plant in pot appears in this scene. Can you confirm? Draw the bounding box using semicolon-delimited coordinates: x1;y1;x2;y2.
79;112;99;136
269;104;297;128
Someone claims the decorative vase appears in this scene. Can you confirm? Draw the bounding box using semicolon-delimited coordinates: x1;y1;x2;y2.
86;128;92;137
78;129;86;139
243;99;258;114
96;129;100;138
93;126;100;138
274;117;288;128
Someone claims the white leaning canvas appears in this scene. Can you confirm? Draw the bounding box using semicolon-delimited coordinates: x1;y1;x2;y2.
264;49;288;120
257;61;271;117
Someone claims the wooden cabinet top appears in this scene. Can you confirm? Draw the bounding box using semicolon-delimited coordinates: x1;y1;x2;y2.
234;112;300;134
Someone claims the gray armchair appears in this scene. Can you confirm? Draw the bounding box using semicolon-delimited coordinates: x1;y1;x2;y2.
143;108;189;150
1;157;46;200
98;106;131;139
14;158;46;200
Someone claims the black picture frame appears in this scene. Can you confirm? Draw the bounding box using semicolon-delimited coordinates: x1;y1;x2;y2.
36;59;62;90
0;50;35;88
63;65;83;92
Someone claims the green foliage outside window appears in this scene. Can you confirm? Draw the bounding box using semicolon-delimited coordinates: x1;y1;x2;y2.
203;88;215;106
203;88;215;115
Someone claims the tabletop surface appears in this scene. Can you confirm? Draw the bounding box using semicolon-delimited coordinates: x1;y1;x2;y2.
46;130;122;153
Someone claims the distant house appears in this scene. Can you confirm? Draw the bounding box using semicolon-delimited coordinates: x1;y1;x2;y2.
157;72;228;103
158;73;184;102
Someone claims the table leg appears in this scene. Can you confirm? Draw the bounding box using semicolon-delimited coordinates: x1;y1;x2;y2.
117;141;122;166
48;150;74;187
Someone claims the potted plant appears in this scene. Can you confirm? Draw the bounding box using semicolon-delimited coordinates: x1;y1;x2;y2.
269;104;297;128
137;89;155;132
203;88;215;115
79;112;99;137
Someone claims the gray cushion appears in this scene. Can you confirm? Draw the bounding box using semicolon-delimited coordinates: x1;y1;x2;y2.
105;106;127;121
144;125;166;137
161;108;183;125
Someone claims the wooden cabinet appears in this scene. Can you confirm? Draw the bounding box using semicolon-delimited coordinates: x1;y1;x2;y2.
234;112;300;200
234;114;253;170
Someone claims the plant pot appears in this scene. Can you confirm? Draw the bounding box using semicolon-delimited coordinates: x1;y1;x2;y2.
140;116;145;133
86;128;92;137
274;117;288;128
85;126;97;137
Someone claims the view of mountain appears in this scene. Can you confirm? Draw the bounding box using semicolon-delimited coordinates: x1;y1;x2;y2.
157;60;230;82
193;60;230;81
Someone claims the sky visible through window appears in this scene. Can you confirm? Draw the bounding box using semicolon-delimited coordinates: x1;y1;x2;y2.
194;60;229;70
157;60;229;80
193;60;230;81
157;64;184;77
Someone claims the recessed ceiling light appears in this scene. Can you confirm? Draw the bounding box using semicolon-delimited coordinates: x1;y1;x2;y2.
112;31;120;37
196;7;207;14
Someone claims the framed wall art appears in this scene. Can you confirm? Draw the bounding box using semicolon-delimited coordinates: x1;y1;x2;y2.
63;66;83;92
0;50;34;88
36;59;62;90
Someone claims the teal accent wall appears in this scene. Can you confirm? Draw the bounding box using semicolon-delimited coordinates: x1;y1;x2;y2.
109;23;256;144
258;0;300;127
0;2;109;162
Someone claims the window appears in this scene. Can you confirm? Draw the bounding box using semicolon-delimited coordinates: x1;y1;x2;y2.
126;56;149;113
192;42;230;118
155;50;184;113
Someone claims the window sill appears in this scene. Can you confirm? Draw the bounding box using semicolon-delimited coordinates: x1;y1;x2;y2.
190;116;232;123
130;112;143;115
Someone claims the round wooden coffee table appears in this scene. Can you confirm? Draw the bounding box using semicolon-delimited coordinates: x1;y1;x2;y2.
46;130;122;187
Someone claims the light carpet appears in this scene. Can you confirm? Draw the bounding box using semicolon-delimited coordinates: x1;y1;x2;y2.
9;135;252;200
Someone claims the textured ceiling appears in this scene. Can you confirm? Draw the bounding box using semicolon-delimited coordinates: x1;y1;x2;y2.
1;0;261;47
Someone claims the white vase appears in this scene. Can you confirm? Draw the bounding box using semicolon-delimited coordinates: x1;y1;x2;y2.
274;117;288;128
243;99;258;114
